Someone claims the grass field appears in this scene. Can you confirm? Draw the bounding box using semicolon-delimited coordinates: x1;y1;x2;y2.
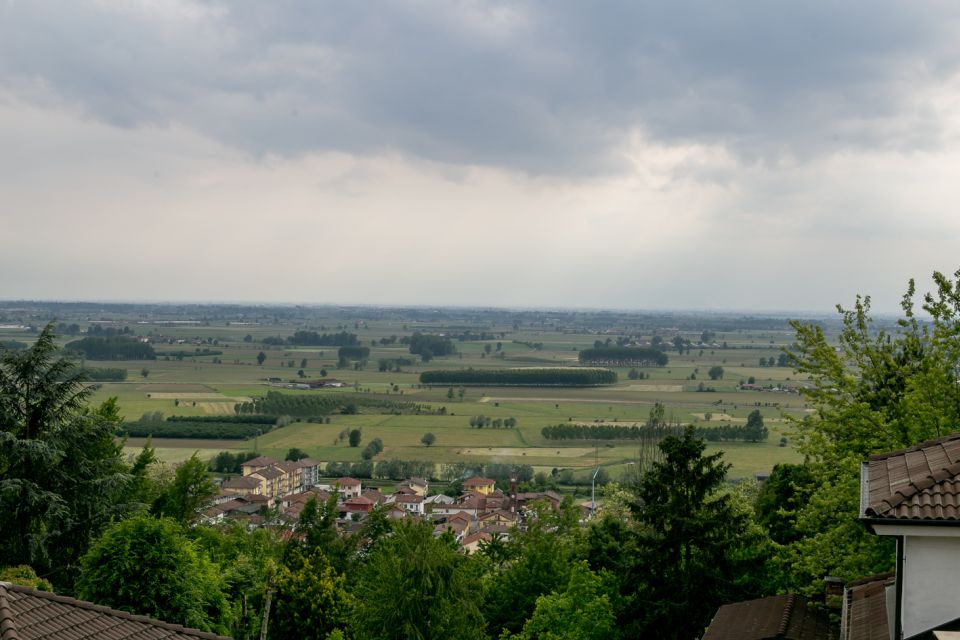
2;310;817;481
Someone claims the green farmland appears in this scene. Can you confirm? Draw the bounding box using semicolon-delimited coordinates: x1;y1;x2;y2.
2;304;815;480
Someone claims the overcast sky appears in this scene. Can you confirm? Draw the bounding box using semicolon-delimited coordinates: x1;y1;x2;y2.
3;1;960;313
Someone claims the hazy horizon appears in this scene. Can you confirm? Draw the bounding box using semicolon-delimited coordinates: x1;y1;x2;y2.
3;2;959;314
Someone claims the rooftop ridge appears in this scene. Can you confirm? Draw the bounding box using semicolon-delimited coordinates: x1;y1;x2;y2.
869;459;960;517
3;583;232;640
777;592;796;637
867;432;960;462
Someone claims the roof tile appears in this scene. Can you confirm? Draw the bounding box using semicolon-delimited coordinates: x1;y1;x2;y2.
864;433;960;520
0;584;232;640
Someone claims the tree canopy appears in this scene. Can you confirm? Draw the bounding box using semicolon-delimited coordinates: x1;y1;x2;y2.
77;516;230;634
0;325;133;587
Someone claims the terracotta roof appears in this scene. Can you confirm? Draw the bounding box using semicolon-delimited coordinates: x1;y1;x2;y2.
362;489;386;504
461;532;491;547
863;433;960;520
0;583;232;640
222;476;261;490
338;477;361;486
345;495;374;506
251;466;283;481
395;494;423;504
242;456;277;468
463;477;495;487
703;594;837;640
842;573;894;640
449;511;473;523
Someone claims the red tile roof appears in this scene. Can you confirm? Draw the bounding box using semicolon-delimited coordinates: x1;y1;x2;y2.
463;477;495;487
242;456;277;468
863;433;960;521
250;466;283;481
703;593;837;640
0;583;233;640
338;477;361;486
222;476;261;490
460;532;491;547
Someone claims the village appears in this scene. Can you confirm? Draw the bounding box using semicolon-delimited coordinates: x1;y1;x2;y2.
214;456;576;554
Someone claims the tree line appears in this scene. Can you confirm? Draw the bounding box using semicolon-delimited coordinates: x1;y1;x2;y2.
421;367;618;386
235;391;422;417
577;346;669;366
408;332;456;360
65;336;156;360
288;330;359;346
541;413;768;443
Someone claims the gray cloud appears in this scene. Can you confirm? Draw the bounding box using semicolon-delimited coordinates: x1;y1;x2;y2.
3;1;958;174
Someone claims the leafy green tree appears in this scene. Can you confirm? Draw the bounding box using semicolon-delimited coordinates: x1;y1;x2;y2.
140;367;149;378
754;463;818;545
781;273;960;593
421;432;436;447
294;493;357;575
744;409;768;442
0;325;131;588
348;429;362;447
352;522;485;640
285;447;310;461
151;453;217;524
189;522;281;640
77;516;230;634
504;561;616;640
269;546;351;640
483;512;575;636
708;365;724;380
630;426;768;639
256;351;266;366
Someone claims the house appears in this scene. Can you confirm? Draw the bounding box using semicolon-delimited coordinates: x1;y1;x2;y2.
478;509;518;529
0;581;234;639
296;458;321;490
362;488;387;505
394;493;425;515
463;477;496;495
337;477;362;499
344;494;374;514
460;531;492;554
855;433;960;639
240;455;278;477
249;466;284;498
221;475;263;497
400;478;429;496
702;593;837;639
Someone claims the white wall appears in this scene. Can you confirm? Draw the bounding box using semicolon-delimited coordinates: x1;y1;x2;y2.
903;535;960;638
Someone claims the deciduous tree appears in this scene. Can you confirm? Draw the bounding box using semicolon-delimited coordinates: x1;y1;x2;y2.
77;516;230;634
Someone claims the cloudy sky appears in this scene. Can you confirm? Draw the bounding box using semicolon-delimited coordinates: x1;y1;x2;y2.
3;1;960;313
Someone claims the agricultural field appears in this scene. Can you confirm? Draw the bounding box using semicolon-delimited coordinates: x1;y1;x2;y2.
0;303;824;481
